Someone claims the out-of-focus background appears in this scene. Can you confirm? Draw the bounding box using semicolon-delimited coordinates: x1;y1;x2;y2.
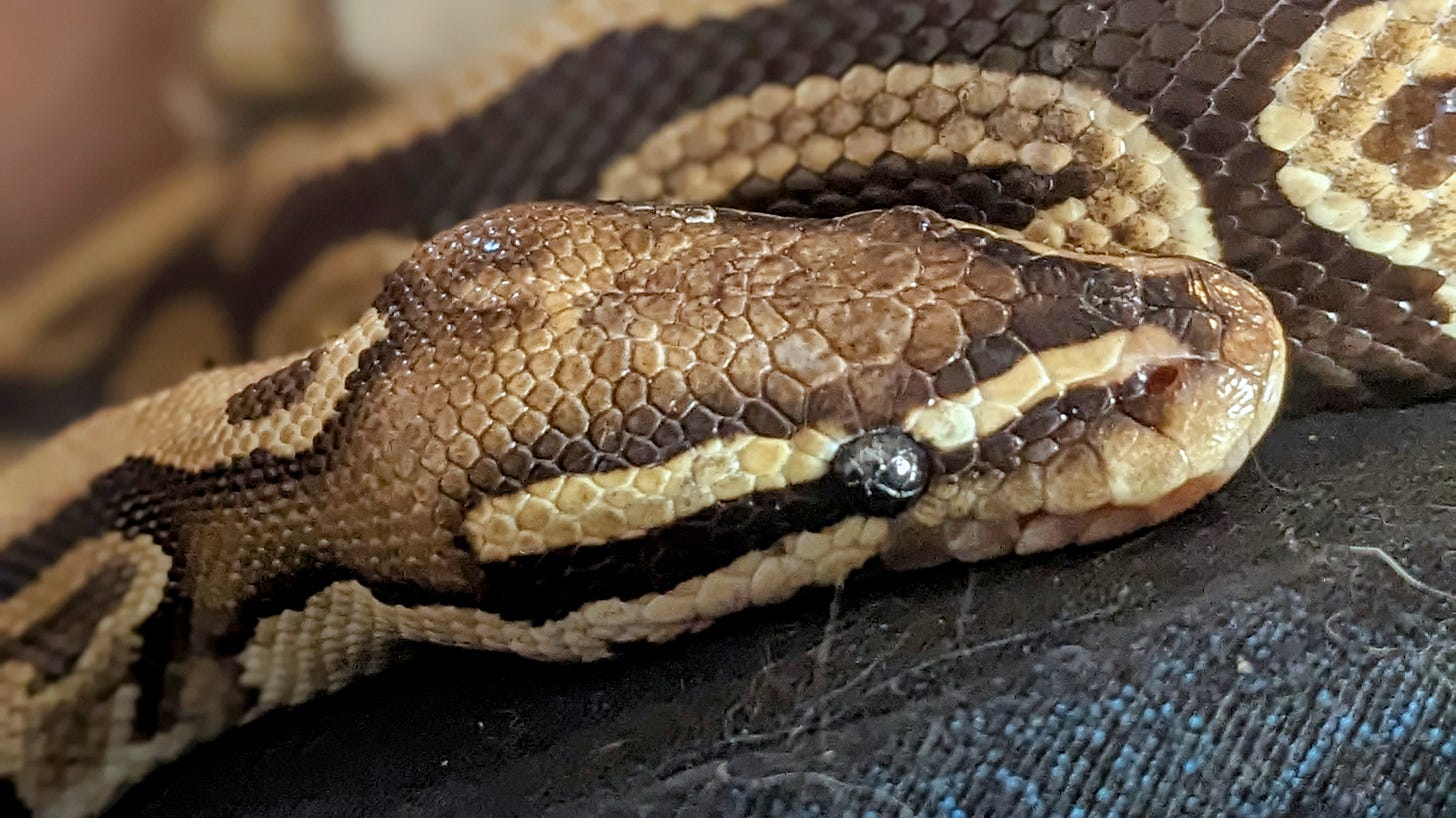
0;0;552;287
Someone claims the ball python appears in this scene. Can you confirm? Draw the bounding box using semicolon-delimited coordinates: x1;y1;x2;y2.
1;0;1453;815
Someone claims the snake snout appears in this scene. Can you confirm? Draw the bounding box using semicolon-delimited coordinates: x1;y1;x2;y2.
883;254;1288;571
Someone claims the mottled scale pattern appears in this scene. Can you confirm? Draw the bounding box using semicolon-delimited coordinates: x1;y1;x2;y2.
1;0;1453;428
0;201;1286;817
2;0;1454;815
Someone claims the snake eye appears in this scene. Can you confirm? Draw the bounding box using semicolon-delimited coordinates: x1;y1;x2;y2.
831;428;930;517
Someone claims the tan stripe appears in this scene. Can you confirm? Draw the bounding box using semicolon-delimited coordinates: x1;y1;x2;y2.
0;310;388;544
464;426;844;562
597;62;1219;260
240;514;886;705
904;323;1185;452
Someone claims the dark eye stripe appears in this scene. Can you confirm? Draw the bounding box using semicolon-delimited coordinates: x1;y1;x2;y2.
474;477;855;624
469;361;1188;625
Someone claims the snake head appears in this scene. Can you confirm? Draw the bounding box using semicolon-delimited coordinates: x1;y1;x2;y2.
853;217;1291;569
414;203;1286;642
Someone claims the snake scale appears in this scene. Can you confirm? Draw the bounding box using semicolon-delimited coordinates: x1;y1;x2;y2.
1;1;1453;815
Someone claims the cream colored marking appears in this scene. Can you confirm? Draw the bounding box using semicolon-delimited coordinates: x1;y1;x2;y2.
904;324;1182;451
598;62;1219;260
465;426;843;561
242;516;886;710
219;0;791;261
254;231;420;357
1;534;177;818
1260;0;1456;316
0;310;388;545
890;314;1285;569
0;162;229;380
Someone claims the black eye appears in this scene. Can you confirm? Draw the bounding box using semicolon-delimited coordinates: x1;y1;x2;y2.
831;428;930;517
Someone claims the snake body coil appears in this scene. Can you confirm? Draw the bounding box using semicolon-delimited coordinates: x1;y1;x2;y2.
0;1;1452;815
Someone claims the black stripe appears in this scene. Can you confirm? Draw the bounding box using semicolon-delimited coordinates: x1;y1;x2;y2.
473;476;860;625
196;478;863;641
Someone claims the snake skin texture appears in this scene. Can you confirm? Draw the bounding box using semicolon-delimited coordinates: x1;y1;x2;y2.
0;0;1451;815
1;202;1284;818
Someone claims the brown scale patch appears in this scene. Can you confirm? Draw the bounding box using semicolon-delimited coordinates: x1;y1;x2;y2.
224;349;325;423
966;367;1184;478
964;384;1113;478
414;203;1196;508
1359;78;1456;188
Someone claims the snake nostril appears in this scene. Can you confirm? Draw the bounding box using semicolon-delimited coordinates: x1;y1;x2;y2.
831;428;930;517
1146;364;1183;397
1118;364;1187;427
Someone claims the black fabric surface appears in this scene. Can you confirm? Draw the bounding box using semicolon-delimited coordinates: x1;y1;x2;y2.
111;401;1455;817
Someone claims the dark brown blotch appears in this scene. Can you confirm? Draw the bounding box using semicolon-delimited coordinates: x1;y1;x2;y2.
1358;79;1456;189
727;155;1102;231
225;349;325;424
